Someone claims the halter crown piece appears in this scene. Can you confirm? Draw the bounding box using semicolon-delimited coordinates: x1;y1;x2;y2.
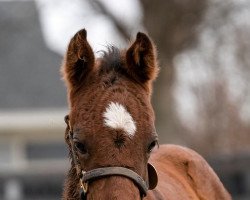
64;115;158;200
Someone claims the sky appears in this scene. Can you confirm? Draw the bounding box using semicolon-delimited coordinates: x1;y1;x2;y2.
35;0;142;56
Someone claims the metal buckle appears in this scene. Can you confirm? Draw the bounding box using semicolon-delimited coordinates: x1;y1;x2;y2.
80;171;88;193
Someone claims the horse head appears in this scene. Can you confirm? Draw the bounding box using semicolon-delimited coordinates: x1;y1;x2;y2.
62;29;159;199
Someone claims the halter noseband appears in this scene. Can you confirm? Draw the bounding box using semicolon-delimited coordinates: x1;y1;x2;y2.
80;167;148;198
64;115;154;200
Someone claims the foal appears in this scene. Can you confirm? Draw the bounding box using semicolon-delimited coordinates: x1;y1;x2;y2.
61;29;231;200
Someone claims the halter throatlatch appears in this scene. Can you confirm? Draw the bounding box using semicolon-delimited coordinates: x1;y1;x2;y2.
64;115;158;199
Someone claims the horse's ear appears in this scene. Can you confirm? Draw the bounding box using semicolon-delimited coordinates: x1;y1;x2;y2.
62;29;95;90
126;32;158;84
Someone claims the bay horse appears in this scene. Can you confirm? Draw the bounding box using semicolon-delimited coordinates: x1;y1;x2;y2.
61;29;231;200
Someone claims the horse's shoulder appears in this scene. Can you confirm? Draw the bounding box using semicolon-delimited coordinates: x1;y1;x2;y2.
151;144;205;165
150;144;231;200
157;144;202;157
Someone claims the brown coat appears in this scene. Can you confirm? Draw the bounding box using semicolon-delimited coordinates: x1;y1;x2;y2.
147;145;231;199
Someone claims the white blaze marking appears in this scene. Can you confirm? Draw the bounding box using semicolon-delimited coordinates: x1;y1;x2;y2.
103;102;136;137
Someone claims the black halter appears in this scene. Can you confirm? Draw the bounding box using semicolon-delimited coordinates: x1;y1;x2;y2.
79;167;148;199
64;115;157;200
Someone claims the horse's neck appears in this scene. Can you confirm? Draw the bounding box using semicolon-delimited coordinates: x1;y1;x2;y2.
62;165;81;200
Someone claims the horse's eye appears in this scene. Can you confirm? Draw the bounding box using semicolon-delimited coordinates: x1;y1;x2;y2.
148;140;158;153
74;141;87;154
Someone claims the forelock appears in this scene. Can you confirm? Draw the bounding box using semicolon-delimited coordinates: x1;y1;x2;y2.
99;46;124;73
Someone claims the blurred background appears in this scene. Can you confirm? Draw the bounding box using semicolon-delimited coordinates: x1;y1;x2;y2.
0;0;250;199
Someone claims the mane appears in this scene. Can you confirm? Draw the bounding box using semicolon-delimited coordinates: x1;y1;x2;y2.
99;46;124;74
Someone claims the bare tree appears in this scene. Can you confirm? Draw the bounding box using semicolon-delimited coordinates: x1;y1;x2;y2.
140;0;207;143
178;1;250;155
